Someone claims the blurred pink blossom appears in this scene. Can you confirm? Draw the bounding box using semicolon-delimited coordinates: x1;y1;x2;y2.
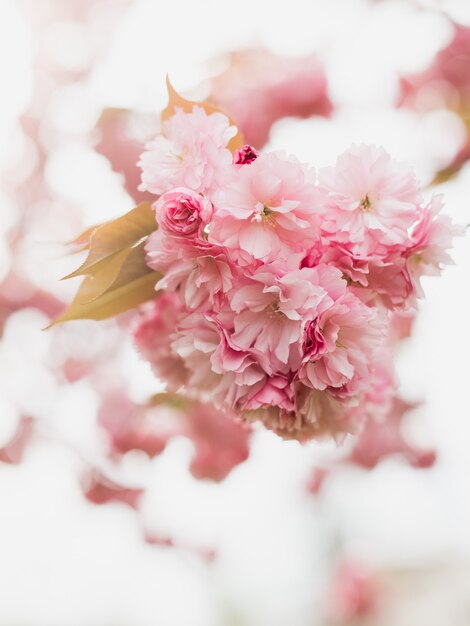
0;417;35;465
209;48;332;148
325;558;379;624
399;22;470;181
81;469;144;509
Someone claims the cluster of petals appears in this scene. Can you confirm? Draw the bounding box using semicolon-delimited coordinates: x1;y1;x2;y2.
135;104;460;441
138;106;237;197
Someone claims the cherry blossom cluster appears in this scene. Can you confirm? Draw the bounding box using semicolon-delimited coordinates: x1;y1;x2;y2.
134;103;460;441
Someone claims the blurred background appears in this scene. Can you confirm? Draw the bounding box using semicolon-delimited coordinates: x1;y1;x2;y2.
1;0;469;624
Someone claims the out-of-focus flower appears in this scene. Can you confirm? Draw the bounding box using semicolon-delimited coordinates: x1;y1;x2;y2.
209;47;332;148
0;272;63;336
184;401;251;482
81;469;144;509
0;417;35;465
306;395;436;496
347;398;436;470
97;387;252;483
398;22;470;182
94;108;155;204
325;558;379;624
97;392;170;459
399;23;470;112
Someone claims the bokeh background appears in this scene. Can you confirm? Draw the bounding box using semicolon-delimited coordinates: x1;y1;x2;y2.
1;0;469;624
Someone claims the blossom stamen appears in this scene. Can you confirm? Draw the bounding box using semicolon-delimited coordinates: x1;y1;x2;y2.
359;194;372;212
266;301;283;318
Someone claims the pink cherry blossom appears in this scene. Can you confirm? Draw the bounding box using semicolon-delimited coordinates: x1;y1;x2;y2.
145;229;234;311
210;151;320;263
171;309;266;408
153;188;213;237
361;195;462;309
138;105;237;196
229;266;338;366
264;387;359;442
319;144;422;256
131;101;459;442
406;194;464;289
133;293;189;390
298;277;385;399
242;375;295;413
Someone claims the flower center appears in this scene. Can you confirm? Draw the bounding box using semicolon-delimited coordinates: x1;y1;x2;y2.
359;194;372;212
252;202;277;226
266;301;283;318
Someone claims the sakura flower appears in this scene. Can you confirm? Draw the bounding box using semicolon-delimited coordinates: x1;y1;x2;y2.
357;255;414;310
145;230;234;311
138;105;237;196
112;82;460;443
319;144;422;256
210;151;320;263
362;195;462;309
242;375;296;413
170;310;267;411
299;286;385;399
258;386;358;442
153;188;213;237
133;293;189;390
302;241;372;288
405;194;463;292
229;266;334;365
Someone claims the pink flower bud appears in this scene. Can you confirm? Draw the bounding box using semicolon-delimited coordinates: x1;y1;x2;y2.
233;144;259;165
154;188;213;237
